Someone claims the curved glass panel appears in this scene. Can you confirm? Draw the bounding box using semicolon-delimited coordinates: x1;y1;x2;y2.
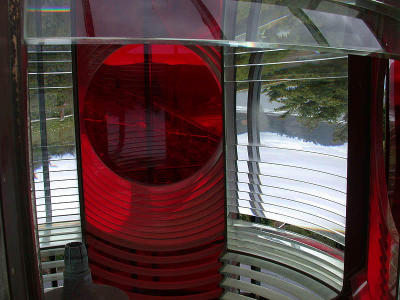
225;47;348;297
24;0;400;57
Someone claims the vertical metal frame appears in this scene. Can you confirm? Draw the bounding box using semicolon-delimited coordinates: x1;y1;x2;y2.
392;60;400;300
368;57;393;298
32;0;52;229
0;0;42;299
224;61;238;213
71;0;86;247
0;185;10;300
71;44;87;246
336;55;373;298
223;0;238;257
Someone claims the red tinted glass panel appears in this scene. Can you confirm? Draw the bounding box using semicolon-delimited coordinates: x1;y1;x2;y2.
84;45;222;184
364;59;399;300
388;60;400;230
78;44;224;298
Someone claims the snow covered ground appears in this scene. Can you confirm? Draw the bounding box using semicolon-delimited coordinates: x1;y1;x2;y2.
34;153;81;248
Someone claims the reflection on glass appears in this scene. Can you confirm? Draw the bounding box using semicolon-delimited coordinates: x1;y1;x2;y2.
24;0;400;56
226;48;348;294
28;45;82;288
34;153;80;240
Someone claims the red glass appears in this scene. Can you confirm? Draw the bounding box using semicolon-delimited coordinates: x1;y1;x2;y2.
78;44;224;298
84;44;222;184
361;59;400;300
389;60;400;229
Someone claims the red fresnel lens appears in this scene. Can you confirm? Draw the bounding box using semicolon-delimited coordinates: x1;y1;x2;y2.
77;44;225;298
